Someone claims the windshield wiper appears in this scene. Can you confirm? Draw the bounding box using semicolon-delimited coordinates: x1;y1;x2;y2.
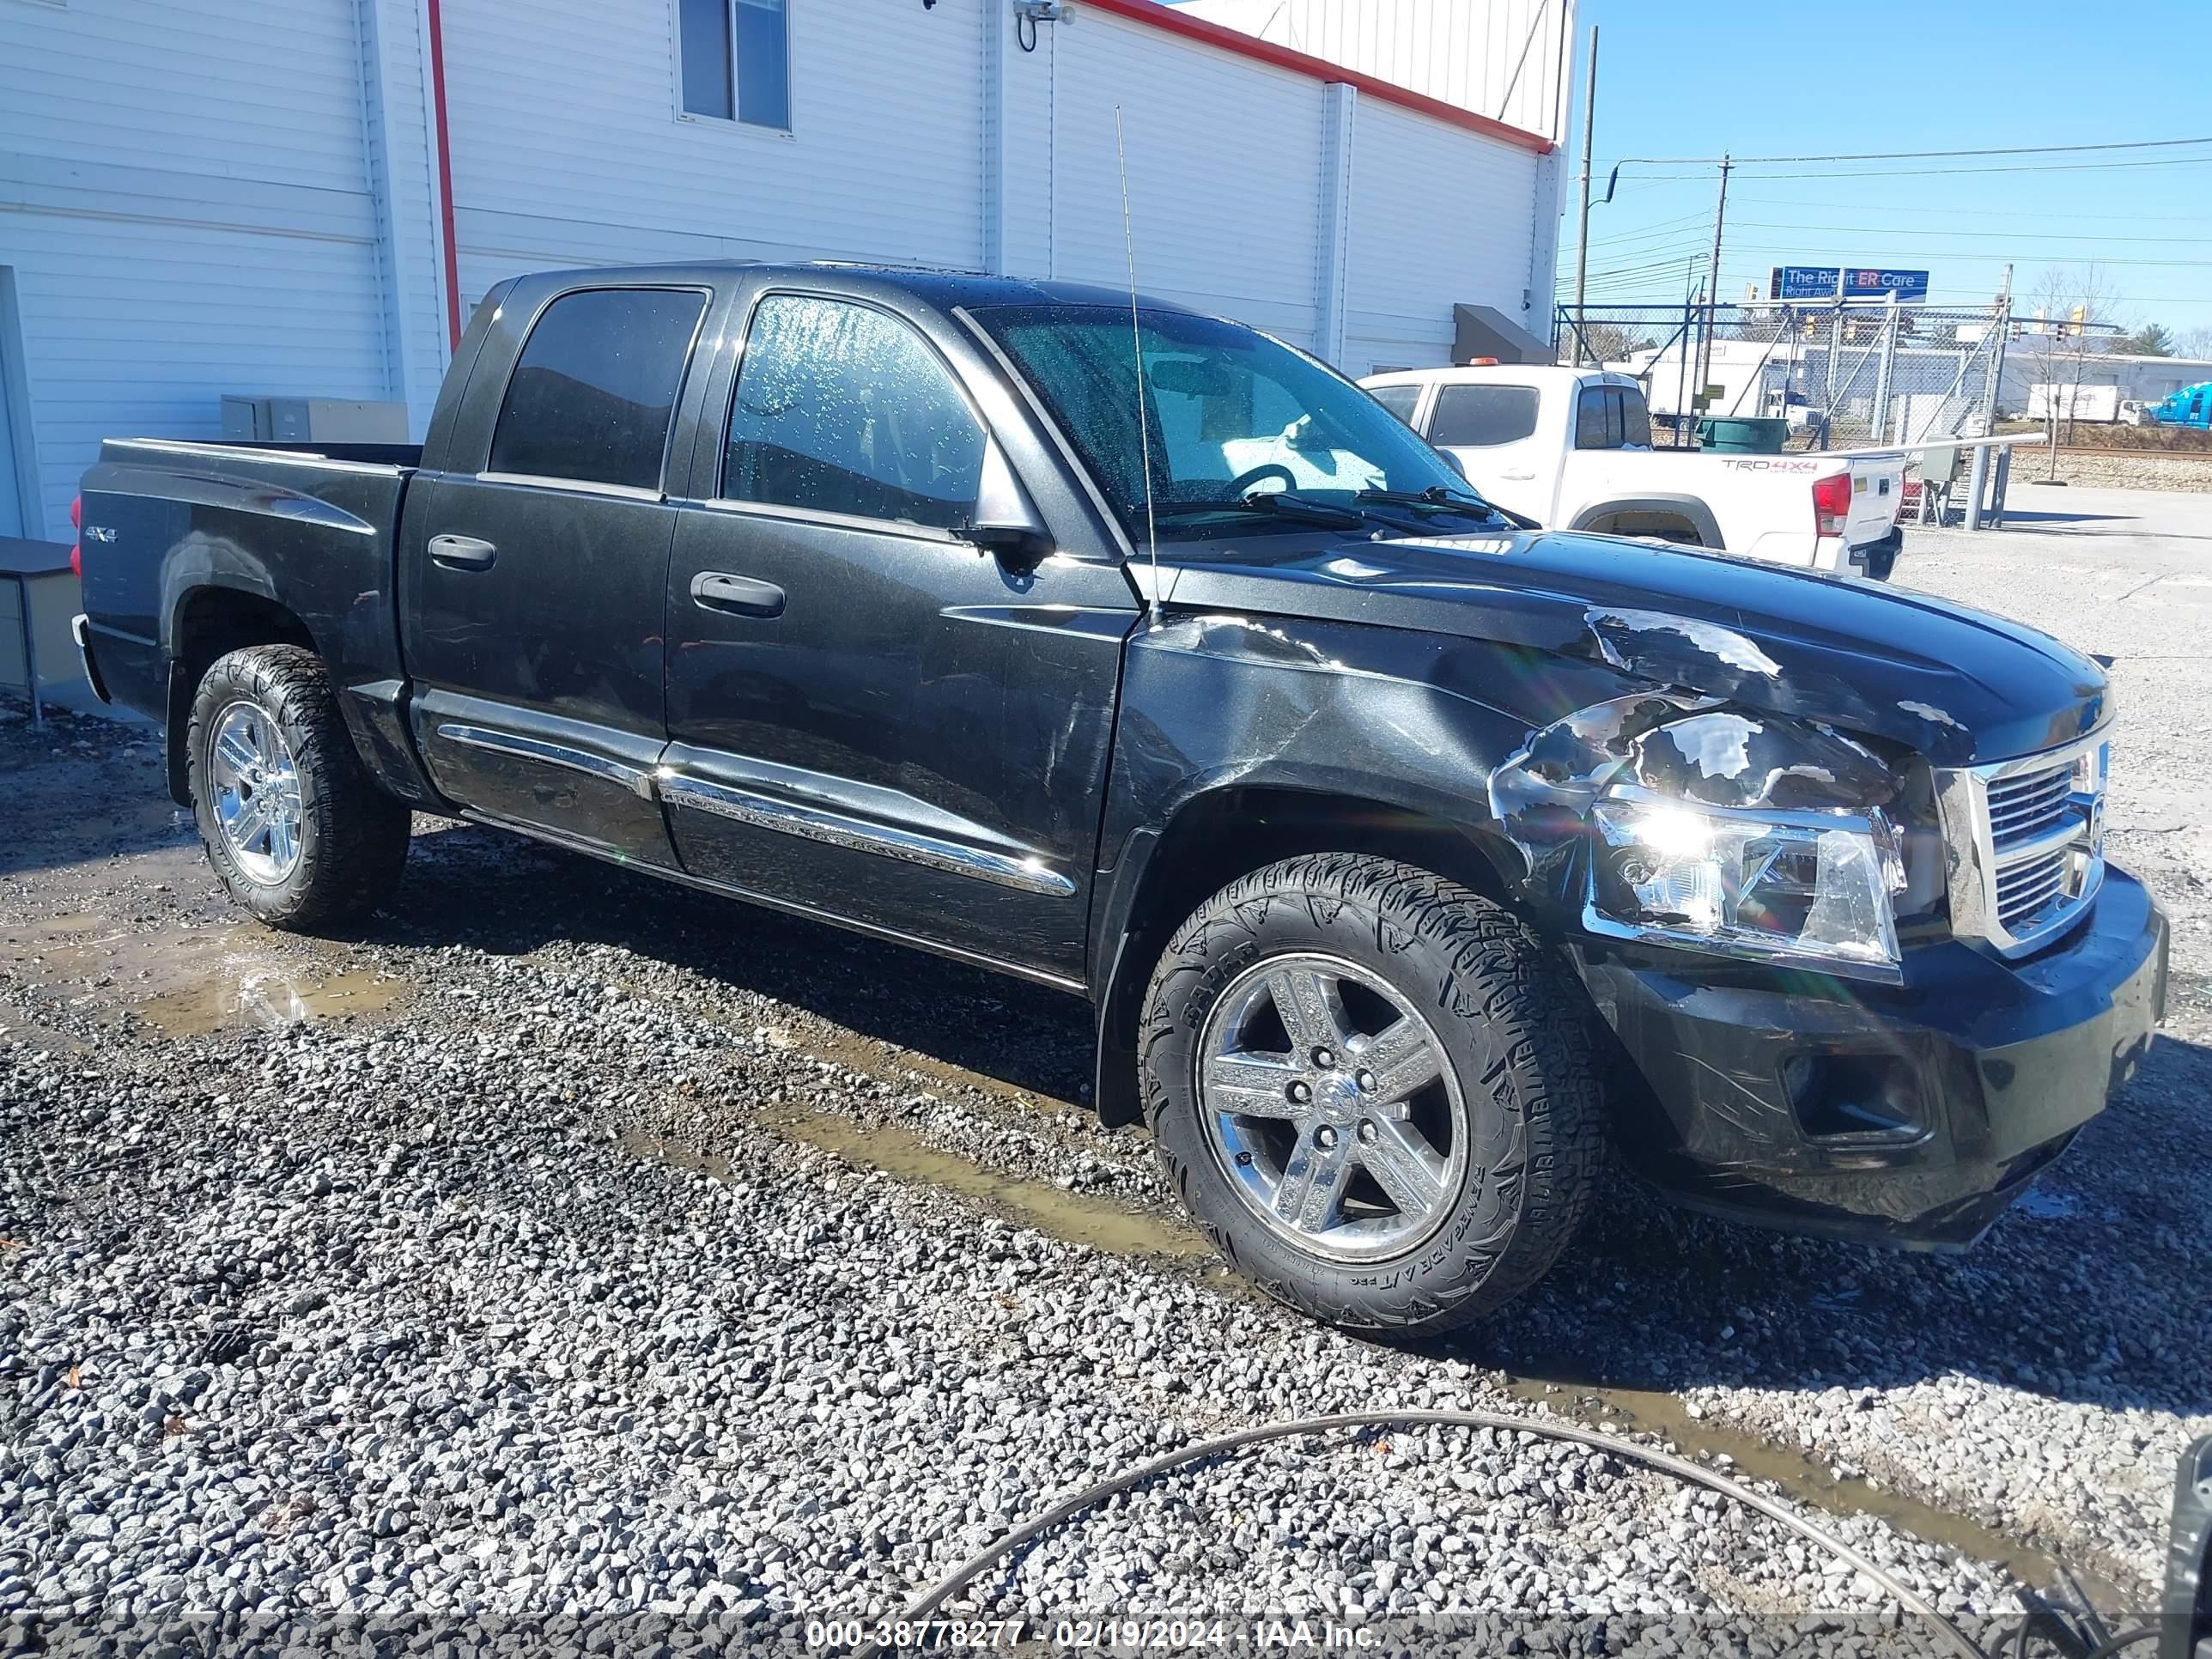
1358;487;1494;514
1145;494;1367;531
1357;488;1539;531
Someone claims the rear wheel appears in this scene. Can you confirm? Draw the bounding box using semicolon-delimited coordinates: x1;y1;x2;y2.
1139;854;1604;1335
188;645;410;929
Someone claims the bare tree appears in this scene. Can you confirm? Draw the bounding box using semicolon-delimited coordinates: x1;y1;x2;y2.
1565;319;1653;365
2021;266;2122;477
2173;324;2212;362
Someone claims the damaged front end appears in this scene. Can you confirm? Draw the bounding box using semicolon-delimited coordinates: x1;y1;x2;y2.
1470;606;2165;1251
1489;682;1937;986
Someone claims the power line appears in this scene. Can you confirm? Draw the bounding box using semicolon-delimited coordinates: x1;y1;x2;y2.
1732;194;2212;225
1620;155;2212;182
1717;242;2211;269
1572;252;1710;280
1601;135;2212;167
1581;211;1711;248
1729;219;2212;245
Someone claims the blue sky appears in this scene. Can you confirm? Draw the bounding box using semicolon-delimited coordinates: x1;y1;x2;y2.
1556;0;2212;346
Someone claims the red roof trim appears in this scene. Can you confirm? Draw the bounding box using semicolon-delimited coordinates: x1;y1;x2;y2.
1075;0;1556;155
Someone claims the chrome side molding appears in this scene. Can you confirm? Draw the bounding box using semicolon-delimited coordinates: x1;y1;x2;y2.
435;723;657;799
654;770;1076;897
433;724;1075;897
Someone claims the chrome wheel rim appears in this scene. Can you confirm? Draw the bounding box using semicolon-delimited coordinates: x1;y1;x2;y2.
207;701;304;885
1197;952;1469;1265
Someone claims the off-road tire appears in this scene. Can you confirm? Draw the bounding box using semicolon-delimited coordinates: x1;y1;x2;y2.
1139;853;1603;1335
187;645;411;929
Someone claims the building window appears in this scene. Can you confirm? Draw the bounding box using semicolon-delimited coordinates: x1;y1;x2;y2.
680;0;790;129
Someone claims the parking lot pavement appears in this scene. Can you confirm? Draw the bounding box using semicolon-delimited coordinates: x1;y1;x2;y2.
3;490;2209;1644
1899;484;2212;984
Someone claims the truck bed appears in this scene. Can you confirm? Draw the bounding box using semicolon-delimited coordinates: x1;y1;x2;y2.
76;436;420;759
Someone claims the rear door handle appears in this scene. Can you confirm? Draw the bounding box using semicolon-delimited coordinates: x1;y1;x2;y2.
428;533;497;571
690;570;786;618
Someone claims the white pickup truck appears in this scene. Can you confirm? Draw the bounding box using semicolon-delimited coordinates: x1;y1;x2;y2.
1360;365;1908;579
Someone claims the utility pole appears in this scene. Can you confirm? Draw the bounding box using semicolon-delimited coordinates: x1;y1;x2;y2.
1570;25;1599;364
1986;260;2014;447
1697;154;1732;416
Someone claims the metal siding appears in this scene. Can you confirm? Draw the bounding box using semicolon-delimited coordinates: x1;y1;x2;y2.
361;0;454;429
1042;7;1326;348
1175;0;1569;143
1000;6;1058;281
441;0;992;310
0;0;1556;538
1342;95;1541;373
1;0;391;534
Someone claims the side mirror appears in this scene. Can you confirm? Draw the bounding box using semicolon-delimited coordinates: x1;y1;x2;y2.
963;440;1052;566
1435;447;1470;481
2164;1435;2212;1659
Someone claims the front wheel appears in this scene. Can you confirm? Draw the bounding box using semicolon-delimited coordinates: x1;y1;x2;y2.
1139;854;1604;1335
187;645;411;930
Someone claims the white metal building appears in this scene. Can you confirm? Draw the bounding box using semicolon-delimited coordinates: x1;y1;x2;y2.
1176;0;1572;140
2000;350;2212;418
0;0;1569;544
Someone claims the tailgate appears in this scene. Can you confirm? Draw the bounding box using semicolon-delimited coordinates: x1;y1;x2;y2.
1841;453;1906;545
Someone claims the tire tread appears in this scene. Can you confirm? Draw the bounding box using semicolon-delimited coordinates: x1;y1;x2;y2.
1138;852;1605;1335
186;645;410;930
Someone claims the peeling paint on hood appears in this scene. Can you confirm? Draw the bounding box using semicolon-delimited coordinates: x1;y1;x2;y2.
1152;529;2108;763
1898;699;1963;730
1585;608;1784;681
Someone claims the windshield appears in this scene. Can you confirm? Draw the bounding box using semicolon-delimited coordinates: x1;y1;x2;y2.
973;305;1492;541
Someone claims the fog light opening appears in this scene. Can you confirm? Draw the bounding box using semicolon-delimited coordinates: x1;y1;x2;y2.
1784;1054;1927;1142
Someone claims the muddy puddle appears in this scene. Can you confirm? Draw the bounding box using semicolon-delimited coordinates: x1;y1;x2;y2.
1497;1375;2083;1593
775;1110;1215;1261
4;918;408;1036
623;1115;1214;1263
136;966;405;1036
626;1108;2101;1593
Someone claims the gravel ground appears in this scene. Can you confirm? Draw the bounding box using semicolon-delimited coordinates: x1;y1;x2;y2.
4;493;2209;1651
2025;452;2212;493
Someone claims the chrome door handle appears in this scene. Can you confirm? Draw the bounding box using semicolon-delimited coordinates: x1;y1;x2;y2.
428;533;497;570
690;570;786;618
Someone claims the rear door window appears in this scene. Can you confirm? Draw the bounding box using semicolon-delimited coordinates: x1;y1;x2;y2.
1615;386;1654;447
1573;384;1650;450
1430;384;1540;447
722;294;986;531
488;288;708;489
1368;385;1421;428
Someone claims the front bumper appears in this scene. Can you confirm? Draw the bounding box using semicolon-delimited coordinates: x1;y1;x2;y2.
1576;867;2167;1249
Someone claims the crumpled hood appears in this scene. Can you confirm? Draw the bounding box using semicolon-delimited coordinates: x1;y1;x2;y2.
1152;528;2106;764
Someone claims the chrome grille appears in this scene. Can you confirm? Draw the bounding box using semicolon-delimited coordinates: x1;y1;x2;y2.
1985;763;2072;848
1936;733;2108;957
1996;850;2069;929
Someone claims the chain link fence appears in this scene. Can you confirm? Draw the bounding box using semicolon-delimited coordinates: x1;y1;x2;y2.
1553;301;2015;450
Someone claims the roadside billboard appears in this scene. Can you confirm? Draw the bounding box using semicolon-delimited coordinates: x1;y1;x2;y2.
1769;266;1932;302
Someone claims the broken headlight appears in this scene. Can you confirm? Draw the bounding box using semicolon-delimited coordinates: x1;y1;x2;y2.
1586;787;1906;980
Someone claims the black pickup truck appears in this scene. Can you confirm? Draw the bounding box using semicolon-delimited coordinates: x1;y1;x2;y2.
74;263;2166;1334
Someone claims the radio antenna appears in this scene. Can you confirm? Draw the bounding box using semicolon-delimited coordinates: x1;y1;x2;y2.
1114;106;1161;626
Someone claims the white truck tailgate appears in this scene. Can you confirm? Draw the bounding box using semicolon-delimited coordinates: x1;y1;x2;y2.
1843;452;1906;547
